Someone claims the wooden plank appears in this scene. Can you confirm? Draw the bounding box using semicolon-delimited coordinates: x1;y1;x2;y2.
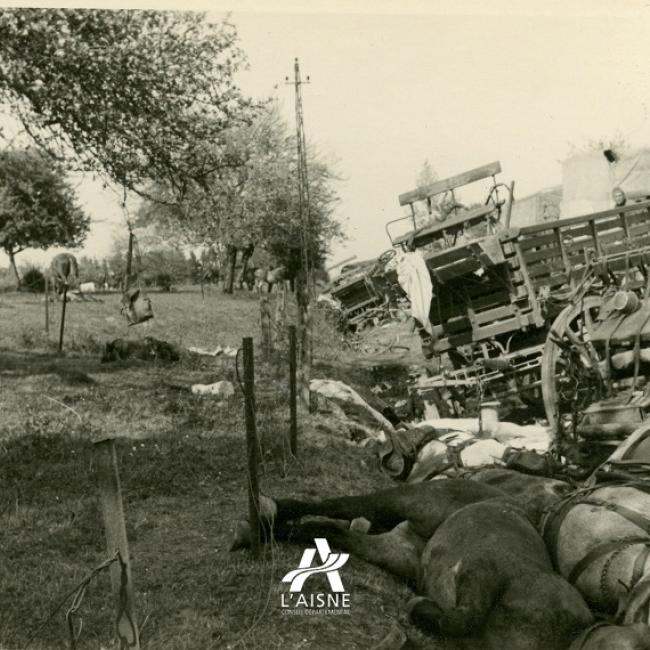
433;258;482;283
528;263;567;279
554;227;574;288
431;290;515;323
399;161;502;205
519;232;557;251
94;439;141;649
441;312;542;349
523;247;562;264
520;199;650;235
474;304;520;325
424;244;481;266
444;315;472;334
403;205;497;244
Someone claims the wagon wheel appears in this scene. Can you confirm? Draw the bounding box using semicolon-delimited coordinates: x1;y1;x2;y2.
541;295;605;437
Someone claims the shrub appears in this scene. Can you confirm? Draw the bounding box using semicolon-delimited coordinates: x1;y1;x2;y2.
21;267;45;293
156;272;173;292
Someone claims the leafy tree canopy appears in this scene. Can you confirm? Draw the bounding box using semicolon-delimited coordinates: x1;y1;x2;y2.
135;104;343;277
0;9;258;196
0;148;89;286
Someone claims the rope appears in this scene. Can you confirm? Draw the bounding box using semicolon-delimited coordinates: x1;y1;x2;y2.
25;552;119;649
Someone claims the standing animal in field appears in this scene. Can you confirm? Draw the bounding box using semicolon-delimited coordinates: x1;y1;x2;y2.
232;476;650;650
48;253;79;299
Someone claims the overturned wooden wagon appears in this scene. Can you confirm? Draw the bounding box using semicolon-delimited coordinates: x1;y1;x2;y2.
385;161;650;462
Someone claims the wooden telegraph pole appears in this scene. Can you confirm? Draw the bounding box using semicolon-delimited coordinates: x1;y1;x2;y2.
286;58;312;410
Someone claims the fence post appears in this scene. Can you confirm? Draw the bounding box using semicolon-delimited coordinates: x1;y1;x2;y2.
288;325;298;457
260;295;272;359
58;283;68;353
93;438;140;650
44;275;49;335
242;337;262;558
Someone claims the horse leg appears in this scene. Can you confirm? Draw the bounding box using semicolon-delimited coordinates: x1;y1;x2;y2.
274;480;506;537
279;519;425;584
274;491;407;531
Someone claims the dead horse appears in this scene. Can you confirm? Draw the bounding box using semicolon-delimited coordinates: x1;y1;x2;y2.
233;477;650;649
232;480;594;650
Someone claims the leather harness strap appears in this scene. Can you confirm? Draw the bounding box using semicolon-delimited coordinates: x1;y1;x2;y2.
543;485;650;602
567;536;650;587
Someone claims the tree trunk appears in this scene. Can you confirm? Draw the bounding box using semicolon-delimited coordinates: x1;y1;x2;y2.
8;250;21;290
237;243;255;290
223;245;237;294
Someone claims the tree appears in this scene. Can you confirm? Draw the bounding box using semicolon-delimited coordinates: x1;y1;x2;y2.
0;148;89;288
412;159;444;227
135;104;343;291
0;9;259;197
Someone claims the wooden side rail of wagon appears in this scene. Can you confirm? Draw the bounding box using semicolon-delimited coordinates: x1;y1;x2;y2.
516;199;650;301
387;161;515;248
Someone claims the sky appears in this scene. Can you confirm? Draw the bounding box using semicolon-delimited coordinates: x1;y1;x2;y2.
2;0;650;270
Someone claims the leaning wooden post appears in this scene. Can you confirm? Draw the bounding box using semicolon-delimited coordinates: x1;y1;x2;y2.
93;438;140;650
242;337;262;558
58;283;68;353
288;325;298;457
44;275;49;335
260;295;272;359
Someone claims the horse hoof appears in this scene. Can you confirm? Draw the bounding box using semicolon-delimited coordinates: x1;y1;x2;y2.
406;597;441;635
350;517;371;533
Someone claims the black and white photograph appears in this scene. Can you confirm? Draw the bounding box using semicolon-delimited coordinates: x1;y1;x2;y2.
2;1;650;648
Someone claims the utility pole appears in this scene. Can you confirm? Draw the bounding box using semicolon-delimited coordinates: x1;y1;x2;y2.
286;58;312;409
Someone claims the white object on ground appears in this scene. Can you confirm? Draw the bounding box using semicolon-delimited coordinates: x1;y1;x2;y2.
416;418;550;452
222;346;238;357
191;380;235;397
395;250;433;334
79;282;96;292
188;345;223;357
458;438;507;466
310;378;395;432
316;293;341;309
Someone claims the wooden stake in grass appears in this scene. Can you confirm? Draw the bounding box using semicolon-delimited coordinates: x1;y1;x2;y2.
288;325;298;457
58;283;68;353
44;275;50;334
94;438;141;650
242;337;262;558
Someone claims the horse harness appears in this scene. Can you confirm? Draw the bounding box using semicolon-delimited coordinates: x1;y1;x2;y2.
541;482;650;610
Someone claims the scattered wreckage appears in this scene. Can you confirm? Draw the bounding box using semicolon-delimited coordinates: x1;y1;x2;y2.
326;160;650;469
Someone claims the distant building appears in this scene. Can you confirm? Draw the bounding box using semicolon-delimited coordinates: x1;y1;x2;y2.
560;147;650;217
509;147;650;227
509;185;562;228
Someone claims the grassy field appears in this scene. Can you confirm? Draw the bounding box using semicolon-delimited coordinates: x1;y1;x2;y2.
0;288;426;650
